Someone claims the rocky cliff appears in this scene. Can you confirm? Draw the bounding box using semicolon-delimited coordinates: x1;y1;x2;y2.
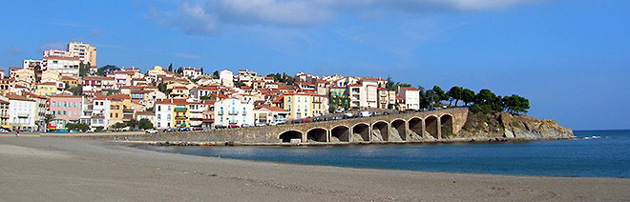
457;112;574;139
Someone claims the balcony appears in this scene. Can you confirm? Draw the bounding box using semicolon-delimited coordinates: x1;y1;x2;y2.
228;111;238;115
174;107;187;112
218;111;224;115
175;116;187;120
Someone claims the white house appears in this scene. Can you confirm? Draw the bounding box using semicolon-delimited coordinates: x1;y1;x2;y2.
183;67;202;79
398;87;420;110
91;95;111;129
254;105;289;125
219;70;234;88
213;98;254;127
6;94;37;131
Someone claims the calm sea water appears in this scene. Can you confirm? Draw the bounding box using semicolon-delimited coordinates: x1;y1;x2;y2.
140;130;630;177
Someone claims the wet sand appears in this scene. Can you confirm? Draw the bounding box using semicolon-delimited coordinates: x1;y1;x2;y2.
0;136;628;201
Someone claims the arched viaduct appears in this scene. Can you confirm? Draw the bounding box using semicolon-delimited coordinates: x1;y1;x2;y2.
277;108;468;143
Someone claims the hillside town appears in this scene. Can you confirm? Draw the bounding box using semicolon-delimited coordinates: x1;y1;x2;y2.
1;41;428;133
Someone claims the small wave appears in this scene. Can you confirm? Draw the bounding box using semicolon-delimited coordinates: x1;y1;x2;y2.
582;136;601;140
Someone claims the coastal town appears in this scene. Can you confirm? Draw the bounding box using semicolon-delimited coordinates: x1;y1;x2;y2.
1;41;437;133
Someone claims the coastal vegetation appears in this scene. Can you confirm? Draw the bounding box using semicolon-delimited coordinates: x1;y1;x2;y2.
385;77;530;115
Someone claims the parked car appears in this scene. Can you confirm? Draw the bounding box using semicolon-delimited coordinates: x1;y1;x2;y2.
163;128;176;132
335;108;345;113
324;117;335;121
276;120;287;125
301;119;312;123
192;127;203;131
358;111;371;117
214;125;227;129
178;127;190;132
228;125;240;129
241;124;252;128
145;129;158;134
343;112;354;118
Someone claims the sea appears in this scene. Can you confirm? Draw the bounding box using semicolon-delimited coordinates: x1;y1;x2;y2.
140;130;630;178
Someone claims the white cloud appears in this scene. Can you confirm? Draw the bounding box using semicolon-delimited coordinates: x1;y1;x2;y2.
154;0;538;36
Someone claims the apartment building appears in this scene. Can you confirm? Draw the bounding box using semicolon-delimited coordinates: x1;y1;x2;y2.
213;98;254;127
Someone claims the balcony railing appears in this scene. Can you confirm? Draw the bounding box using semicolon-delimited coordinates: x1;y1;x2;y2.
228;111;238;115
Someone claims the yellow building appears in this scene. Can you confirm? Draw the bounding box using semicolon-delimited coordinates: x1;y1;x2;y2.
278;92;328;120
107;94;131;127
154;99;189;129
61;76;79;86
14;68;34;83
41;70;61;82
35;82;59;96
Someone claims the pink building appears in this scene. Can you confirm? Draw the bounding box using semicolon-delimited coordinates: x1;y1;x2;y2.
49;95;83;128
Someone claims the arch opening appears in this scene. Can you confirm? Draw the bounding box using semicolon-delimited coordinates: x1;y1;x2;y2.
307;128;328;142
330;126;350;142
352;123;370;142
408;118;423;140
425;116;439;139
440;114;454;139
390;119;406;141
279;131;303;143
372;121;388;142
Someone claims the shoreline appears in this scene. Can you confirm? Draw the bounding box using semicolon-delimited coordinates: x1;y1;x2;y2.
1;136;629;201
116;136;578;147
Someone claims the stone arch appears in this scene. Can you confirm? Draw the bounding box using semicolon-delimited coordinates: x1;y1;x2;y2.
352;123;370;142
408;117;424;140
390;119;407;141
279;130;304;143
330;125;351;142
425;115;439;139
371;121;389;142
306;128;328;142
440;114;454;139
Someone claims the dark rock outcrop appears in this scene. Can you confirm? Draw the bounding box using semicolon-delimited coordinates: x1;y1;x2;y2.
458;112;574;139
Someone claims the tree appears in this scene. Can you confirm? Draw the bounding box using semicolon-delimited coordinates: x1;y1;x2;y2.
111;122;128;130
96;65;120;76
79;62;90;77
168;63;173;72
432;86;447;102
125;119;139;130
502;95;530;114
200;67;204;74
66;123;90;132
212;70;220;79
68;85;83;95
461;89;476;106
138;118;154;130
475;89;496;105
33;64;42;82
446;86;464;106
176;67;183;74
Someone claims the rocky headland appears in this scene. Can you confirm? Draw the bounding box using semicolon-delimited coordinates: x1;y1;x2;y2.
456;112;574;140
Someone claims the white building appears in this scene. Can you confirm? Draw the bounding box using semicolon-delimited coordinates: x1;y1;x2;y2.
219;70;234;88
213;98;254;127
67;41;97;67
348;78;378;109
254;105;289;125
398;87;420;110
23;59;42;69
183;67;202;79
91;96;111;129
42;54;80;78
154;99;173;129
6;95;37;131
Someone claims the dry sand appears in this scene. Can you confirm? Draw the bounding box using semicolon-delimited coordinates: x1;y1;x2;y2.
0;136;629;201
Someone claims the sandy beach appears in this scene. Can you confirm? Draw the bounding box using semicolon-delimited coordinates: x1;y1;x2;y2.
0;136;629;201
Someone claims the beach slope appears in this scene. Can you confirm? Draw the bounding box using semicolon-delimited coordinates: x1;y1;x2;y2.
0;137;628;201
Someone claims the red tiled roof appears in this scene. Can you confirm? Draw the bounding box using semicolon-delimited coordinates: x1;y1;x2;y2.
255;105;288;112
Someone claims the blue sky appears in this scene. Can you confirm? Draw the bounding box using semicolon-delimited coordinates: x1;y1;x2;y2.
1;0;629;130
